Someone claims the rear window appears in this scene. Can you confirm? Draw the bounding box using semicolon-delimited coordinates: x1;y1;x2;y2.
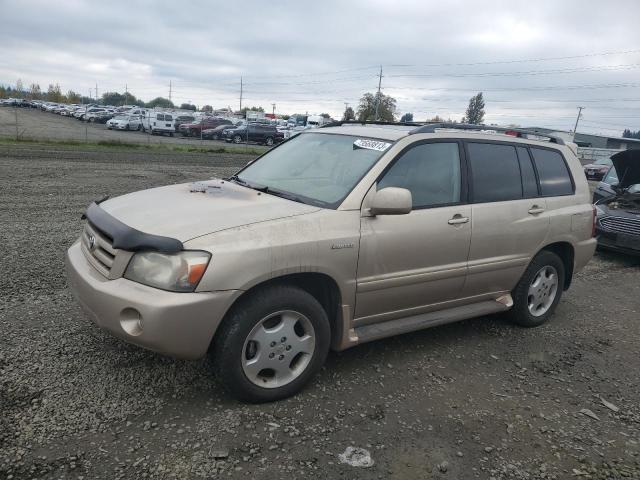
156;114;165;121
468;142;522;203
530;148;574;196
164;115;173;121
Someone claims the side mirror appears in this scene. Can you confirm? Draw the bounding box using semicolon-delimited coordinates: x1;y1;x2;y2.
370;187;412;216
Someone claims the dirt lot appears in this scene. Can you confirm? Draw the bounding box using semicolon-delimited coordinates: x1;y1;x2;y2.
0;107;260;149
1;144;639;480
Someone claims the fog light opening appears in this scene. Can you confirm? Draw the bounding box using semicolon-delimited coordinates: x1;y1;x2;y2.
120;307;144;336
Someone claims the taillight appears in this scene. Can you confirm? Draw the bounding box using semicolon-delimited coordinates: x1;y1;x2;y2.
591;205;597;237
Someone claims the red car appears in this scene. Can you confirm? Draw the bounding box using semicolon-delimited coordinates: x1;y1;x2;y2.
583;158;612;181
180;117;232;137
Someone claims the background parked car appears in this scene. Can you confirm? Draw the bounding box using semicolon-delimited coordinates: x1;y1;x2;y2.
141;112;175;136
174;115;196;132
180;117;232;137
593;166;619;203
107;114;142;130
201;124;238;140
223;123;283;145
583;158;613;181
594;149;640;255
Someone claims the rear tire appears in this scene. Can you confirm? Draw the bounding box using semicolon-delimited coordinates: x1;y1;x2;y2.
505;250;565;327
233;135;243;144
213;284;330;403
265;136;274;146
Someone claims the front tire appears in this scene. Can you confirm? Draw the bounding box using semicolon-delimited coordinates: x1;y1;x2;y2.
264;136;274;146
233;135;243;144
506;250;565;327
213;284;330;403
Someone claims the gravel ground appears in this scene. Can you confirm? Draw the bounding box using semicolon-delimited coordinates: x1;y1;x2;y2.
0;107;260;148
1;144;639;480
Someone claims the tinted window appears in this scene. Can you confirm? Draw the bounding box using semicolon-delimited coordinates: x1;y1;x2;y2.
468;143;522;202
516;147;539;198
165;115;173;121
378;142;461;208
530;148;574;196
156;114;164;121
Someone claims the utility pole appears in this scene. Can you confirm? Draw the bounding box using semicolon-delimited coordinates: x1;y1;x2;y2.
374;65;383;121
573;106;584;136
125;83;128;106
343;102;350;120
95;82;98;102
239;77;243;113
272;103;276;116
168;80;172;103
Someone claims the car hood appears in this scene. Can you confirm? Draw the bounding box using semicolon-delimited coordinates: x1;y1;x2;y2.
584;163;609;169
611;149;640;189
99;179;320;242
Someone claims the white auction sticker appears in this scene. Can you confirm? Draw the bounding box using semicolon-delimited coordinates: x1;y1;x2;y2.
353;139;392;152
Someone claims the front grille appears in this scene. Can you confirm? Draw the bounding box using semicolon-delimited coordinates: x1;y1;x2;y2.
80;223;132;279
599;216;640;236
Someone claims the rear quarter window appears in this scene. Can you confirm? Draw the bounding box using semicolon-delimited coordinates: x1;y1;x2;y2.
530;148;574;196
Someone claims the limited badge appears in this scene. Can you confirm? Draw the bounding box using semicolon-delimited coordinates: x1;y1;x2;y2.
353;139;392;152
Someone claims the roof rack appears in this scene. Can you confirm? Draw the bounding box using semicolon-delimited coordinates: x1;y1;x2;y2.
321;120;424;128
409;123;565;145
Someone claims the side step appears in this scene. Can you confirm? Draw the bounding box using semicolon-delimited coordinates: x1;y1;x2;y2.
354;296;512;344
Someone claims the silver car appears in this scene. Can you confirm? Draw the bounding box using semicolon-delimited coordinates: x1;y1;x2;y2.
66;123;596;402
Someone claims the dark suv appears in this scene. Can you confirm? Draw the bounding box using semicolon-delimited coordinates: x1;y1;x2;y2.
224;124;283;146
180;117;232;137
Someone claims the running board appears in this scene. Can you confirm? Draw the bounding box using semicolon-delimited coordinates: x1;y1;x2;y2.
354;296;512;344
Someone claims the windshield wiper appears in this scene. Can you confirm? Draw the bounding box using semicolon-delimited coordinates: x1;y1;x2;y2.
226;175;269;192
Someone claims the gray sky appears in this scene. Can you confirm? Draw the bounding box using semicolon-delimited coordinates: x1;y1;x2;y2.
2;0;640;135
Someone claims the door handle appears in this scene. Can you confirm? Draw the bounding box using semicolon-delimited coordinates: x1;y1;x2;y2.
448;214;469;225
528;206;545;215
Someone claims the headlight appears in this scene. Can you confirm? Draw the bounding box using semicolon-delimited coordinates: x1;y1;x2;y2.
124;251;211;292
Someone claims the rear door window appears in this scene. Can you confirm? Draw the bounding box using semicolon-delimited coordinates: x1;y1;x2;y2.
530;148;574;196
156;114;165;121
467;142;522;203
378;142;462;208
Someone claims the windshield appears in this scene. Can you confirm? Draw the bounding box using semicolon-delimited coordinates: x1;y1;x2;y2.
113;115;128;120
235;133;391;208
603;166;618;185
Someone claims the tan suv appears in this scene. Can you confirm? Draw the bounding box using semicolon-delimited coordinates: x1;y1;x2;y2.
65;123;596;402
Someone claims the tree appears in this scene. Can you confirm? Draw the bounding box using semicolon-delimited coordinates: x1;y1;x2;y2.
622;129;640;139
399;112;414;122
28;83;41;99
240;106;264;115
15;79;24;98
342;106;355;121
201;105;213;113
180;103;197;111
146;97;174;109
357;92;397;122
67;90;81;103
47;83;63;102
320;113;331;119
464;92;485;124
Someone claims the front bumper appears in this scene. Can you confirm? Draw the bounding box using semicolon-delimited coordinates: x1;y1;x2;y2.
65;241;241;359
596;228;640;256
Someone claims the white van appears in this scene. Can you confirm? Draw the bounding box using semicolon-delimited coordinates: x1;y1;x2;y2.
142;112;175;136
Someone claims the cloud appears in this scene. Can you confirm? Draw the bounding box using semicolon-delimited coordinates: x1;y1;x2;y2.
1;0;640;134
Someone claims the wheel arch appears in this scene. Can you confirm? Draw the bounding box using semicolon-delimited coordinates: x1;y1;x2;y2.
211;272;345;352
538;241;575;290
